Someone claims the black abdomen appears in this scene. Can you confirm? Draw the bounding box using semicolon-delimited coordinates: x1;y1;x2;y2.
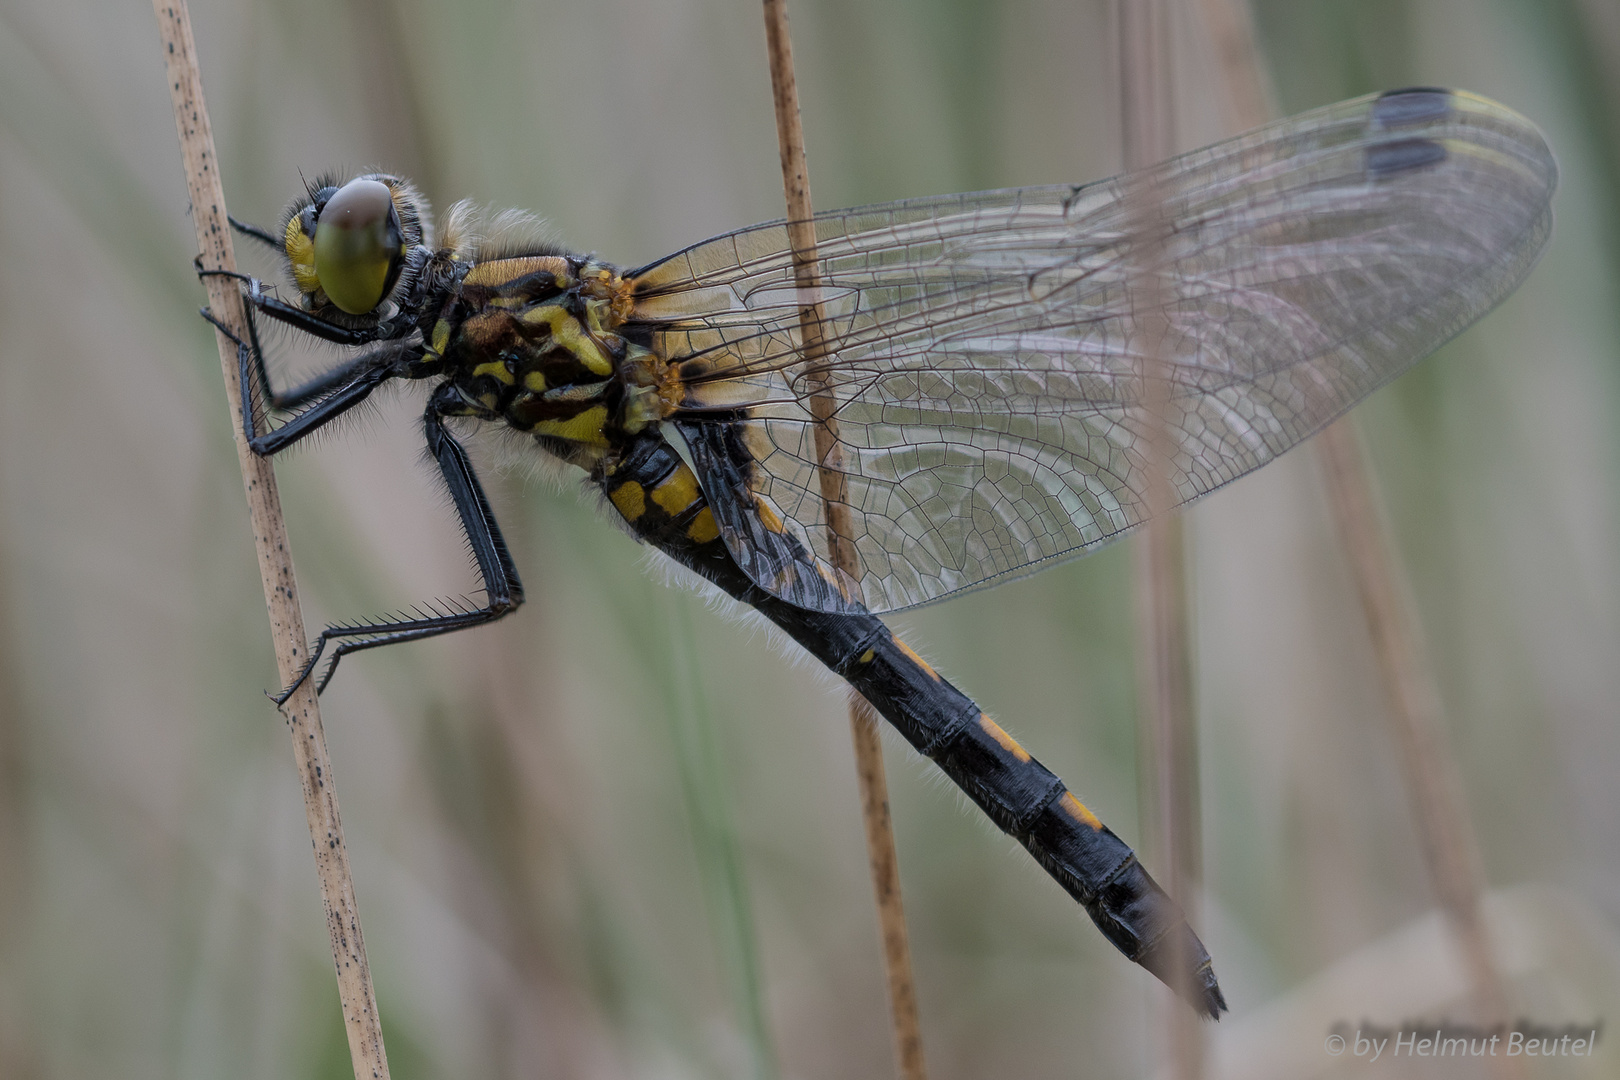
598;431;1226;1017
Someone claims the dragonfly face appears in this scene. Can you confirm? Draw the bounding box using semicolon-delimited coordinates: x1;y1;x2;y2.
277;173;427;320
259;173;683;470
204;88;1556;1017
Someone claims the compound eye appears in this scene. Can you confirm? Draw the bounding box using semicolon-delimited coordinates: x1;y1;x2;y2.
312;178;404;314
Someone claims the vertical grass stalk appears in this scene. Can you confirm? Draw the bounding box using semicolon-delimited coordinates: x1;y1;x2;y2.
663;595;779;1080
1193;1;1522;1074
151;6;390;1078
760;3;929;1077
1119;0;1208;1074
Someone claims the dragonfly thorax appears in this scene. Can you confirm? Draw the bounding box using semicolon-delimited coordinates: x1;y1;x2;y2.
428;254;676;466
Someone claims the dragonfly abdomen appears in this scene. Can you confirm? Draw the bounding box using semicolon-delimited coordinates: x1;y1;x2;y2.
834;626;1225;1017
599;430;1225;1017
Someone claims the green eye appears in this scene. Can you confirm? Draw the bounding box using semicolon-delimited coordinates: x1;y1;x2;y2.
312;178;404;314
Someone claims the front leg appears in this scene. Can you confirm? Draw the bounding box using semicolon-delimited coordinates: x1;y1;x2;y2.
227;214;283;253
210;216;389;346
274;385;524;701
198;306;413;455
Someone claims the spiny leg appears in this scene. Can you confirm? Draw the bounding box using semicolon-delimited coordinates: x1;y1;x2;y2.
212;209;385;347
274;385;525;702
194;257;395;456
227;214;283;252
196;264;380;347
230;287;377;413
197;305;411;455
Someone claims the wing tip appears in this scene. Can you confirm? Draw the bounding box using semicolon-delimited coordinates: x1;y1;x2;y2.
1372;86;1456;128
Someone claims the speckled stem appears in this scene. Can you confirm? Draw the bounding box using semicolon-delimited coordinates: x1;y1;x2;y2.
151;5;390;1078
761;3;928;1078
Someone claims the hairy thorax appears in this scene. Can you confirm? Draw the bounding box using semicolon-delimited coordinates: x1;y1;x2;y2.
426;254;677;468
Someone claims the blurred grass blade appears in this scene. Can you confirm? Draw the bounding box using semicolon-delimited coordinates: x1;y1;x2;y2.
663;593;778;1080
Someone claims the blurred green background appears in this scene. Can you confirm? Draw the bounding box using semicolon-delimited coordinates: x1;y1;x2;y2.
0;0;1616;1077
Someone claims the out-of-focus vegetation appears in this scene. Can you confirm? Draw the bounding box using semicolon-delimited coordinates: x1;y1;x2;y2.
0;0;1616;1077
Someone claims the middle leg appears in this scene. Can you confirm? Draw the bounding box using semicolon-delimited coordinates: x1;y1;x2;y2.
274;385;525;701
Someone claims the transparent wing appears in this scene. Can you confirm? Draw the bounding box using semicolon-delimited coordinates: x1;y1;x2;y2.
628;89;1557;614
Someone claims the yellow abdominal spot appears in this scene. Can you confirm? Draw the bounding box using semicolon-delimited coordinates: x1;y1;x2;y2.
651;468;702;515
894;639;939;681
610;480;646;521
858;648;875;664
978;714;1032;762
523;370;548;392
1061;792;1104;831
471;361;514;385
534;404;609;447
521;303;614;376
686;507;720;544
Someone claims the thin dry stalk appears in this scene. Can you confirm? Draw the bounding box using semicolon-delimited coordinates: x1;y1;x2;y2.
1192;0;1520;1067
151;6;390;1079
1315;425;1521;1060
1120;0;1206;1072
760;3;926;1078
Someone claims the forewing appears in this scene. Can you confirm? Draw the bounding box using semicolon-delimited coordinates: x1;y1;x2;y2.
628;89;1557;614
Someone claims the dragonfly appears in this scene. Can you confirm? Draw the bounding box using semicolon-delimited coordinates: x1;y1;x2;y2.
200;88;1555;1018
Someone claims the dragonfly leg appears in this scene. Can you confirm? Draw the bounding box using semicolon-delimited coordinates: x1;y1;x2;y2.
196;263;380;347
226;214;284;253
272;386;524;702
197;306;413;455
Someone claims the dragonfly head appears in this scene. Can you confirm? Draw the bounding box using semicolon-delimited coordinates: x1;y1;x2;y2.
279;173;432;319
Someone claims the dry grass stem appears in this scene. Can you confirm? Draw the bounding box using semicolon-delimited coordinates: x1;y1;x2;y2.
760;2;927;1077
1315;424;1522;1077
1193;0;1520;1072
1121;0;1207;1072
150;5;390;1078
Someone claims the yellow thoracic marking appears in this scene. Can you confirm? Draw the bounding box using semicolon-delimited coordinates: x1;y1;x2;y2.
523;370;548;392
534;404;610;447
429;318;452;358
895;639;939;681
858;648;876;664
1060;791;1104;831
471;361;514;385
284;217;320;295
520;303;613;376
610;480;646;521
651;468;702;515
463;255;573;289
686;507;720;544
756;500;785;534
978;714;1032;762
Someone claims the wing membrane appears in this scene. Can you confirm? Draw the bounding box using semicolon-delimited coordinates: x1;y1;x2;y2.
629;89;1557;613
